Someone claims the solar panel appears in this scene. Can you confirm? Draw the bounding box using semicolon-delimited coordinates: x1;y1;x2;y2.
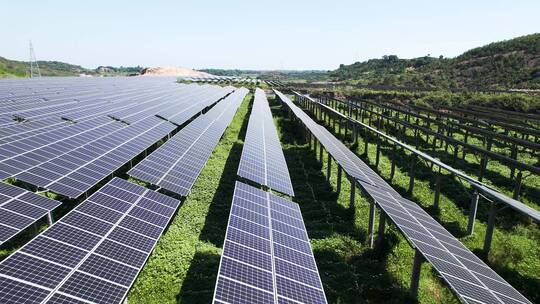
156;85;235;126
237;88;294;196
129;88;249;196
276;90;532;304
7;116;175;198
213;181;327;304
0;182;61;246
359;184;531;304
274;90;375;187
0;82;235;198
0;177;181;304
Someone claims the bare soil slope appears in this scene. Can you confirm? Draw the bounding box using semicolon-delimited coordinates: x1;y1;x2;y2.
140;66;212;77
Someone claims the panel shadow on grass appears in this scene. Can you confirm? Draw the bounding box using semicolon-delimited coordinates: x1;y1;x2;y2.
198;94;252;248
271;97;413;303
176;251;221;304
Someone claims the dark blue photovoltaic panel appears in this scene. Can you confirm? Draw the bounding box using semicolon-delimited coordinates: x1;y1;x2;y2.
0;178;182;304
278;90;533;304
129;88;248;196
237;88;294;196
219;257;274;292
0;252;71;289
58;271;127;304
0;182;61;245
21;236;87;268
214;181;327;304
214;276;275;304
223;241;272;271
0;276;49;304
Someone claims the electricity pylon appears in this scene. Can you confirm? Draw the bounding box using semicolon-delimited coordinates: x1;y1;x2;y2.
29;41;41;78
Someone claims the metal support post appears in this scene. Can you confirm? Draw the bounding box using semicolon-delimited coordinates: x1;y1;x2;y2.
410;249;423;298
467;191;479;235
337;166;342;193
376;212;386;248
433;167;441;209
368;202;376;248
483;202;497;256
349;178;356;208
408;156;416;195
326;154;332;182
319;141;323;163
47;212;53;226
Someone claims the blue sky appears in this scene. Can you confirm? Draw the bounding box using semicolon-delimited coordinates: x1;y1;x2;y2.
1;0;538;70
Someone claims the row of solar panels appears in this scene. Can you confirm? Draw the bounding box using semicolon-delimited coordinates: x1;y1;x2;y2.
0;81;251;303
129;88;249;195
0;82;329;304
0;77;183;126
0;82;235;200
0;85;247;246
275;90;531;304
237;88;294;196
182;76;262;85
0;177;183;303
213;88;327;303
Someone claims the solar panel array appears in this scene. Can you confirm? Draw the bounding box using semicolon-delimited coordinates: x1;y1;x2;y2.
128;88;249;196
213;181;327;304
0;78;234;198
274;90;376;187
0;177;181;304
276;90;532;304
237;88;294;196
0;182;61;246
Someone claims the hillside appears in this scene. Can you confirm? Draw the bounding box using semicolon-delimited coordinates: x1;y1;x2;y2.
0;56;94;77
331;33;540;89
0;57;145;78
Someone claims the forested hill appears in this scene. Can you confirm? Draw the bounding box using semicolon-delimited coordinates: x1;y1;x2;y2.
0;57;144;78
0;56;95;77
331;33;540;90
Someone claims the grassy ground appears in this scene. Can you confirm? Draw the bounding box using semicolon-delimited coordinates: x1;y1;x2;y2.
2;88;536;303
302;98;540;302
340;101;539;212
126;93;252;303
269;97;458;303
127;91;538;303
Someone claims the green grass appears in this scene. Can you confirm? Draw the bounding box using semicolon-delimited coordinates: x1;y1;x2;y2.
1;88;536;303
270;98;460;303
126;91;537;303
126;93;252;303
301;98;540;302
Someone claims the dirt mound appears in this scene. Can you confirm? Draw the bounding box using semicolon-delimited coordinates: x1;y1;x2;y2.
140;66;212;77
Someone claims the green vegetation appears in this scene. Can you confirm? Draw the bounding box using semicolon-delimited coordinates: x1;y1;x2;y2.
0;56;143;78
1;87;537;303
302;95;539;302
331;33;540;90
127;90;537;303
200;34;540;91
0;56;93;77
127;93;252;303
311;88;540;113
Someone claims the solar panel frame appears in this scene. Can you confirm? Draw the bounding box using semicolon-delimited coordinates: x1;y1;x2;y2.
237;88;294;196
0;178;181;304
213;181;327;304
276;90;532;304
0;182;61;246
129;88;249;196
